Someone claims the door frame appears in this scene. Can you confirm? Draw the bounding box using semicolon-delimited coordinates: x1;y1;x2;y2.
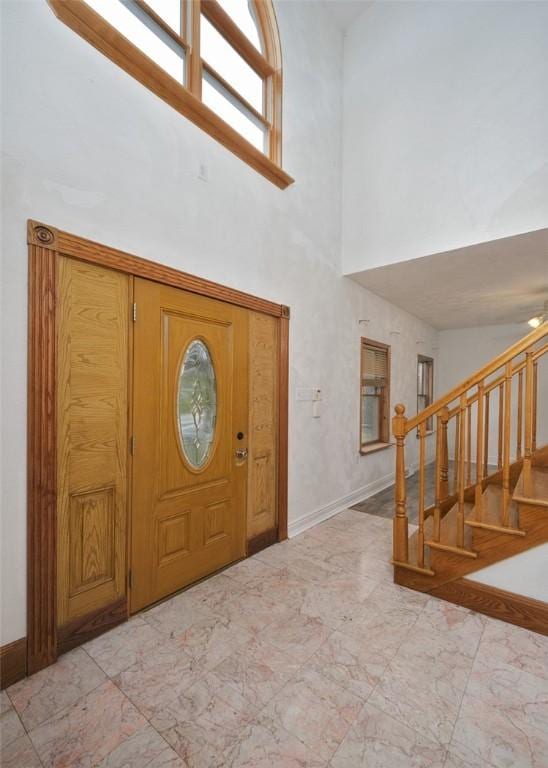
26;219;290;675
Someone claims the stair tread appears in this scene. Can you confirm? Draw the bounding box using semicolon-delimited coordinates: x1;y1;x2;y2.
532;444;548;468
393;528;435;575
466;484;522;532
425;501;477;556
401;520;431;569
394;445;548;579
513;466;548;508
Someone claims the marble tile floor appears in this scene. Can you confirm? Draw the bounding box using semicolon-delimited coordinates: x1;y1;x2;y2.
2;509;547;768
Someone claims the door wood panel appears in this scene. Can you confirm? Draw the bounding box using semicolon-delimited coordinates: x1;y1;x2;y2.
57;257;129;626
247;311;278;541
68;486;115;597
27;219;289;677
130;280;249;612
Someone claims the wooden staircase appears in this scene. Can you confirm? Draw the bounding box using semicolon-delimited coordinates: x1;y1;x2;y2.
391;323;548;621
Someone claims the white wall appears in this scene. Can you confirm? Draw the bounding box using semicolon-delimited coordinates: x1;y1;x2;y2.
438;323;548;464
472;545;548;603
342;0;548;274
0;0;438;644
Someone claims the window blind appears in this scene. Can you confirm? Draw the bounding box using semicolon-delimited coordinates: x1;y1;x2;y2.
362;345;388;384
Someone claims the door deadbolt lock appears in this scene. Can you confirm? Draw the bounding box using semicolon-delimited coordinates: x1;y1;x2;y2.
235;448;248;460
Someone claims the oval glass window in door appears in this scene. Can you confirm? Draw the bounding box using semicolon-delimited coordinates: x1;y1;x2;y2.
177;339;217;468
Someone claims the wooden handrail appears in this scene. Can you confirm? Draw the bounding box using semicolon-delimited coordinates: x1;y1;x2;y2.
482;341;548;396
445;340;547;417
392;322;546;572
404;323;547;433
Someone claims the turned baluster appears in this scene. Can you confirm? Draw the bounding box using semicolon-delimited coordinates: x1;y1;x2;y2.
502;362;512;525
532;359;538;452
475;381;485;519
466;403;472;486
457;393;467;547
434;416;442;543
497;383;504;470
439;406;449;500
454;412;460;494
433;409;447;543
517;369;523;460
393;404;408;563
483;391;490;477
418;421;426;568
523;352;534;495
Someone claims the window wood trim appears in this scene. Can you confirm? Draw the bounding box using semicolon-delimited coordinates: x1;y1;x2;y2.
200;0;273;78
360;338;391;451
360;441;394;456
134;0;188;48
417;354;434;432
202;61;268;127
47;0;293;189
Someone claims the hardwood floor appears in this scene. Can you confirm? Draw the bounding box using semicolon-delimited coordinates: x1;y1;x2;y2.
351;461;497;525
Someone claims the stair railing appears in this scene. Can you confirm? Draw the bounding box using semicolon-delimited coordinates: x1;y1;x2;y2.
392;323;547;571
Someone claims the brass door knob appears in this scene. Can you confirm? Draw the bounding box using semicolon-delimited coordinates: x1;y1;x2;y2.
235;448;248;460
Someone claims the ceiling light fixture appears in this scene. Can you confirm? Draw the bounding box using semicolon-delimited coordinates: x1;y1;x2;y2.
528;300;548;328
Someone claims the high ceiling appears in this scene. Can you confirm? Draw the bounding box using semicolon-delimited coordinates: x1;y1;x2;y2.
323;0;374;31
348;228;548;330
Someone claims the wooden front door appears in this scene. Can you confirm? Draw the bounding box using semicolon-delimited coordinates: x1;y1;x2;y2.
131;279;249;612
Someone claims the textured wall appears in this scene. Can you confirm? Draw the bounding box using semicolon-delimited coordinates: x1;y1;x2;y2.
342;0;548;273
0;0;438;643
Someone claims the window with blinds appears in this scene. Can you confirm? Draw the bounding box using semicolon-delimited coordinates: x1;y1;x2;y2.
360;339;390;449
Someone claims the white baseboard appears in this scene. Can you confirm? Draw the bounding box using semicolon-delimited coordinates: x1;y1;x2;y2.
288;471;395;539
405;458;435;478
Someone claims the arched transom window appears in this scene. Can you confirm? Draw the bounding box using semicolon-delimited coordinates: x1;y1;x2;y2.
48;0;292;188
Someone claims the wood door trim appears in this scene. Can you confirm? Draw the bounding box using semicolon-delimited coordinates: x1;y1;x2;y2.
52;223;285;318
27;228;58;675
26;219;290;675
248;527;279;556
277;309;289;540
0;638;28;690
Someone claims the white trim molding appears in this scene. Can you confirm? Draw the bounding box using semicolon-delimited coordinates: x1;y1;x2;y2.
288;472;395;538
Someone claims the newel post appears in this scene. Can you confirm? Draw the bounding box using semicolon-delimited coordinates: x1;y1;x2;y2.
393;404;408;564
